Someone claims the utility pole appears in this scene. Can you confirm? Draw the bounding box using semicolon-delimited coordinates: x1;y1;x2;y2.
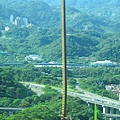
61;0;67;120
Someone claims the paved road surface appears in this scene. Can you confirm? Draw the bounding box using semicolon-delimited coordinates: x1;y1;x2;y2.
20;82;120;109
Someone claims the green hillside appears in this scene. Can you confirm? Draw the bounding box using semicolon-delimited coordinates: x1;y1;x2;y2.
0;67;34;99
43;0;120;24
0;1;119;119
0;0;120;63
7;0;60;27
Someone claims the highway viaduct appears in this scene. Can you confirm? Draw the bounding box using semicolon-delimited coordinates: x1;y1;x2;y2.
2;82;119;119
0;107;24;115
70;91;120;120
25;82;120;120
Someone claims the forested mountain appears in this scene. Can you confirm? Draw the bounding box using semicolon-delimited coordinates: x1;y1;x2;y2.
43;0;120;28
0;0;120;63
0;0;60;27
0;1;120;119
43;0;120;16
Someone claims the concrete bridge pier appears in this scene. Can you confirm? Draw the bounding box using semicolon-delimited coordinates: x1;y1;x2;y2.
109;118;113;120
102;107;115;120
116;109;119;114
110;108;114;114
109;108;120;120
116;118;120;120
115;109;120;120
103;106;108;114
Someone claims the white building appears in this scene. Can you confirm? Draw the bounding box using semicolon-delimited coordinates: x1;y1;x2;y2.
10;15;14;23
25;55;42;61
5;26;10;31
23;17;28;26
14;16;21;26
14;16;29;27
90;60;117;67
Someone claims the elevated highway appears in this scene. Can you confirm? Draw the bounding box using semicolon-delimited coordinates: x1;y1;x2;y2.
0;107;24;111
21;82;120;120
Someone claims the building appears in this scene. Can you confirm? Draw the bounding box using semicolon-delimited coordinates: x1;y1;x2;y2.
106;84;120;100
105;84;116;90
25;55;42;62
10;15;14;23
5;26;10;31
23;17;28;26
90;60;117;67
14;16;21;26
14;16;29;27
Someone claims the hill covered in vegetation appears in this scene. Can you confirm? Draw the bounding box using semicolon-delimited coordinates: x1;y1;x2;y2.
0;0;120;63
0;66;105;120
0;1;119;119
0;67;35;99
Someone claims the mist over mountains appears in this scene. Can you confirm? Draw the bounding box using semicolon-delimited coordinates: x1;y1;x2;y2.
43;0;120;20
0;0;120;25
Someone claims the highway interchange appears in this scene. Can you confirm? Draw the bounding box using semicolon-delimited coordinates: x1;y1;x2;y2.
21;82;120;109
1;82;119;118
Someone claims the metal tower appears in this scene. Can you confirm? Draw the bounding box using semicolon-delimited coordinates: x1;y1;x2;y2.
61;0;67;120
